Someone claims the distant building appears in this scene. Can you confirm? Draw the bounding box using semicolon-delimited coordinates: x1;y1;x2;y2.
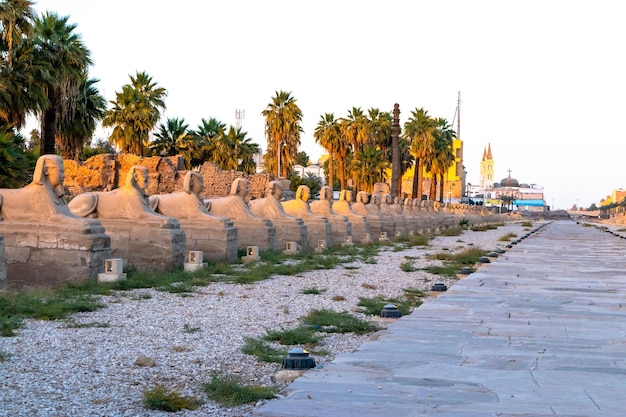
479;143;495;191
292;164;326;185
600;188;626;206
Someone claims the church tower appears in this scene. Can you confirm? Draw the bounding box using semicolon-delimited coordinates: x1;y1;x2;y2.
479;143;494;191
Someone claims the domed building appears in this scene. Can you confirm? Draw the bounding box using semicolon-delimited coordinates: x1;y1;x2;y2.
482;163;545;212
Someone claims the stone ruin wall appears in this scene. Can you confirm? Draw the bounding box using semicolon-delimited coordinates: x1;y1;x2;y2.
63;154;272;200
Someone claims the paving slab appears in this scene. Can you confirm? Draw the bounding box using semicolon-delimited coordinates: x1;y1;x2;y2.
254;221;626;416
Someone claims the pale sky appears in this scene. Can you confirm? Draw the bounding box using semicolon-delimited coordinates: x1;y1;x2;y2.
28;0;626;209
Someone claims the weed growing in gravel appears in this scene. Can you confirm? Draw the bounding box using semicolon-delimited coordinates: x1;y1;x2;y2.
424;247;488;278
183;323;201;333
521;221;533;227
498;232;517;241
400;260;419;272
241;337;287;363
203;374;277;407
332;295;346;301
0;350;11;362
302;309;377;334
300;287;327;295
64;319;110;329
361;283;377;290
264;327;321;346
439;227;464;236
469;224;499;232
142;384;201;412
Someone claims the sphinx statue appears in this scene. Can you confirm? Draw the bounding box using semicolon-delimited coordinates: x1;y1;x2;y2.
331;190;370;244
69;165;185;271
379;194;407;236
282;185;331;249
205;178;276;251
309;186;352;246
249;181;307;251
401;197;419;235
149;172;238;262
0;155;111;286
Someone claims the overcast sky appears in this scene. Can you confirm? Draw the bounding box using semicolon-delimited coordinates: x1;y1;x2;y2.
28;0;625;209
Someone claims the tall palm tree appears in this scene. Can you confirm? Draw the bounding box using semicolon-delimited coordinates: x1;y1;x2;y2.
0;0;35;68
32;12;92;156
102;71;167;156
150;117;190;157
314;113;341;190
352;145;388;193
0;128;32;187
57;73;106;160
193;117;226;167
341;107;369;191
262;90;303;178
403;108;436;200
428;118;456;202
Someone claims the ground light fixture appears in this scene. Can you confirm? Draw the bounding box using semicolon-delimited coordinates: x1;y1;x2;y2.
283;348;316;370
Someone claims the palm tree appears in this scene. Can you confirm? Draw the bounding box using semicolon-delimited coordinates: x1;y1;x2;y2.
102;71;167;156
57;73;106;160
428;118;456;202
0;0;35;68
193;117;226;167
262;90;303;178
352;145;388;193
403;108;436;200
150;117;190;156
314;113;341;190
341;107;369;191
237;135;261;175
32;12;92;156
0;128;33;187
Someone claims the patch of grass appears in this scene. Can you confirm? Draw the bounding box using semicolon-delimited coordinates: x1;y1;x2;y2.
331;295;346;301
439;227;464;236
521;221;533;227
302;309;377;334
424;247;488;278
241;337;287;363
263;327;321;346
469;224;498;232
203;374;277;407
142;384;201;412
358;296;409;316
400;260;419;272
498;232;517;241
64;319;110;329
343;265;360;270
361;283;377;290
183;323;201;333
300;287;327;295
0;350;11;362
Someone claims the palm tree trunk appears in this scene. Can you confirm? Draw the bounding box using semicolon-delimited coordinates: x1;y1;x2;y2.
339;156;346;190
329;151;335;190
439;174;445;203
41;107;57;155
429;174;437;200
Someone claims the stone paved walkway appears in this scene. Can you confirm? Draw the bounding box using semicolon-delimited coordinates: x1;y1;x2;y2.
254;220;626;416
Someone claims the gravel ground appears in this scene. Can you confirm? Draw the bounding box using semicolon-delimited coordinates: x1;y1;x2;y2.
0;222;531;417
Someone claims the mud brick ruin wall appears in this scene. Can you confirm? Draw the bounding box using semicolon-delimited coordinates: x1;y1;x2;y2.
63;154;273;199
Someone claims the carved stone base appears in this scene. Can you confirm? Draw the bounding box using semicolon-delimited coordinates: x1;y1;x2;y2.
0;235;6;290
271;219;307;252
229;218;276;251
179;220;238;263
300;218;331;250
0;221;111;288
97;219;185;271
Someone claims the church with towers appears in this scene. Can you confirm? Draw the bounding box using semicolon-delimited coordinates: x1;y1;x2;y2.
473;143;546;211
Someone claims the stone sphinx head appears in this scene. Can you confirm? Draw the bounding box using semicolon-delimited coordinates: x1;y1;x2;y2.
267;180;283;200
33;154;66;199
356;191;369;204
320;186;333;201
369;194;381;206
230;178;250;200
295;185;311;202
126;166;149;197
183;171;204;198
404;198;412;207
383;194;393;204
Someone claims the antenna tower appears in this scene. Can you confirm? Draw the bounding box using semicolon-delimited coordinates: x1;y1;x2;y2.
235;109;245;129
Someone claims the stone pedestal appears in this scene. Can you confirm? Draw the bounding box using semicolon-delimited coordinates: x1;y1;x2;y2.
332;201;370;244
226;218;276;251
309;203;352;247
0;221;111;288
267;219;307;252
178;220;238;263
96;219;185;271
0;235;6;290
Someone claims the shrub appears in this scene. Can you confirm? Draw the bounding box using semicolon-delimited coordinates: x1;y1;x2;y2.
142;384;201;412
203;374;276;407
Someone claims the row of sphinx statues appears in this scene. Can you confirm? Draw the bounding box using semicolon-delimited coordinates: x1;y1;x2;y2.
0;155;502;286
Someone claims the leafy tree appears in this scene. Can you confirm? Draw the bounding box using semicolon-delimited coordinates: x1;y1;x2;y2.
81;137;114;160
57;73;106;160
296;151;310;167
403;108;436;200
103;71;167;156
340;107;369;191
351;145;388;193
290;171;322;198
262;90;303;178
314;113;342;190
193;117;226;167
32;12;92;155
0;128;34;187
427;118;456;201
0;0;35;68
